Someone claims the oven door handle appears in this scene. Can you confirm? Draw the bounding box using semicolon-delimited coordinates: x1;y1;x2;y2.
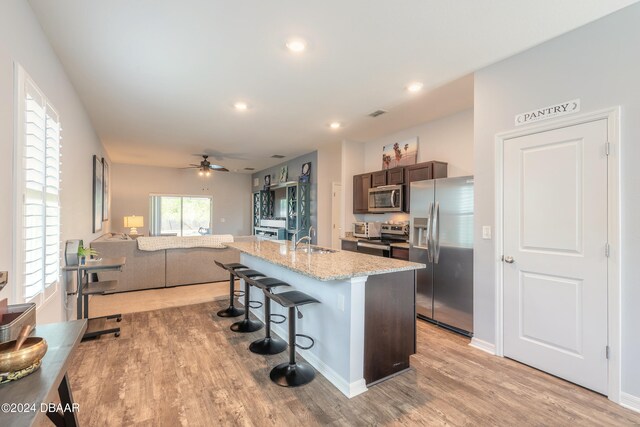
357;242;391;251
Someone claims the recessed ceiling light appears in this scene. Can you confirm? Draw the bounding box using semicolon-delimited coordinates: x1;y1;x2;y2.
234;101;248;111
406;82;424;93
329;122;342;129
286;38;307;53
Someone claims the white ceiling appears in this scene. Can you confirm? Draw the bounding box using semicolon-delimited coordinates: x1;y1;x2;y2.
28;0;637;172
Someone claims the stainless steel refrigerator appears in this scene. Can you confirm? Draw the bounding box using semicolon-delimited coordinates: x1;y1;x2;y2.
409;176;474;335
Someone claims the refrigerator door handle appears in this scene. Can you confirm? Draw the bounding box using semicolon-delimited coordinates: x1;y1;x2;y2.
426;202;434;263
433;202;441;264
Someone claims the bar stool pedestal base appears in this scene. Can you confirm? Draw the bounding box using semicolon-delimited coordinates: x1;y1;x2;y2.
216;306;245;318
230;318;263;333
249;337;287;355
270;362;315;387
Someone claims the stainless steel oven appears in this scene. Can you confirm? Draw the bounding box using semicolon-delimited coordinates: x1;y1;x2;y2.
368;185;403;212
356;240;391;257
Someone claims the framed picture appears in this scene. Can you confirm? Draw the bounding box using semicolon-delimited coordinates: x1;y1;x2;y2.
279;166;288;183
264;174;271;188
301;162;311;177
92;155;103;233
102;158;110;221
382;137;418;169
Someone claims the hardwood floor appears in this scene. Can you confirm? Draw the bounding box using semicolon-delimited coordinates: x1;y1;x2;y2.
64;300;640;426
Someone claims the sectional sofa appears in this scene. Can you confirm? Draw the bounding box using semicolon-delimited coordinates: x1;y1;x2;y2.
90;234;254;292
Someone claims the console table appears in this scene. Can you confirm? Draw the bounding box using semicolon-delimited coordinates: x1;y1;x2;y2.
0;320;87;427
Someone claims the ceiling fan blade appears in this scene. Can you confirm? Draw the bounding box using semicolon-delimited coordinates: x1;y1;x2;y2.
209;165;229;172
179;166;199;169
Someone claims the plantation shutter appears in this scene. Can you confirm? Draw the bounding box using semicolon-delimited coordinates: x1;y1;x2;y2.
22;78;61;300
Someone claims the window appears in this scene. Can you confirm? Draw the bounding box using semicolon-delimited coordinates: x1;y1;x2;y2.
149;195;213;236
15;65;61;303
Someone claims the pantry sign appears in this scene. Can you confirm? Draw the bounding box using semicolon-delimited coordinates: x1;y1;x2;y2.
515;99;580;126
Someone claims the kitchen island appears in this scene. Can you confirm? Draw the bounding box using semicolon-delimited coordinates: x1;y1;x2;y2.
225;240;425;398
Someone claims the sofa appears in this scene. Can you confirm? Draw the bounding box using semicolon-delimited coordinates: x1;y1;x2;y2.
91;234;254;292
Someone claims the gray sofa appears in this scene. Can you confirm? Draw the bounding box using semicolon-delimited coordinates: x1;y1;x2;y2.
91;234;254;292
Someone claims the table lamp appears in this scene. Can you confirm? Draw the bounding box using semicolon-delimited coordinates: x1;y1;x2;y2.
124;215;144;236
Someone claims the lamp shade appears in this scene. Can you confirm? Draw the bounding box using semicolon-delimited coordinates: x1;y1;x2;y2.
123;215;144;228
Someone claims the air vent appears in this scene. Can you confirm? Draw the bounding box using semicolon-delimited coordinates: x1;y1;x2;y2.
271;154;286;159
368;109;387;118
244;167;255;171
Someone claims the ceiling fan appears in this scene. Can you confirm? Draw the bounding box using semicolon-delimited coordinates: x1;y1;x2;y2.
184;155;229;175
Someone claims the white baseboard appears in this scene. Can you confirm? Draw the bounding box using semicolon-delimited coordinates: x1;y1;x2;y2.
469;337;496;355
620;392;640;413
252;308;367;398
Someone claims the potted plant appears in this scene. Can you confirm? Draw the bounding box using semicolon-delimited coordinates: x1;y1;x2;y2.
77;246;99;265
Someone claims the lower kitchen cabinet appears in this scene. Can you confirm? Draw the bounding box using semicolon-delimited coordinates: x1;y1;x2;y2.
391;246;409;260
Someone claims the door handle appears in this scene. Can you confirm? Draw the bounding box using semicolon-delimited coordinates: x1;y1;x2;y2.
433;202;440;263
503;256;515;264
426;202;434;263
390;190;396;208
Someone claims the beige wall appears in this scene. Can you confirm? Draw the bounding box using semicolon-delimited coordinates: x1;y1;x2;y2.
111;164;252;236
0;1;110;323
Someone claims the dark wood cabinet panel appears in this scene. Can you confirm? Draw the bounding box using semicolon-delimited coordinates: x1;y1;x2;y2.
353;173;371;214
404;161;448;212
364;270;416;385
371;170;387;187
391;247;409;260
341;239;358;252
387;167;405;185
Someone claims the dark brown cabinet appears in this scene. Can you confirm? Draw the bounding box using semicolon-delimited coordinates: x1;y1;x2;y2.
387;167;405;185
404;161;448;212
353;173;372;214
371;170;387;187
341;239;358;252
390;246;409;260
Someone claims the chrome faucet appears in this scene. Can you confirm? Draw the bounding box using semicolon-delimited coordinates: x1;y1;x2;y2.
294;226;316;251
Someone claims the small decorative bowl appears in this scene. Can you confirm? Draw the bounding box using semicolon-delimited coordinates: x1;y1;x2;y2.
0;337;48;373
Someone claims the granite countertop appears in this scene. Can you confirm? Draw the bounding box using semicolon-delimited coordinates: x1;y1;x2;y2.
226;240;425;281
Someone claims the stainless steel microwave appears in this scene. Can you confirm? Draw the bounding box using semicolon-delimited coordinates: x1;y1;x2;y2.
368;185;403;212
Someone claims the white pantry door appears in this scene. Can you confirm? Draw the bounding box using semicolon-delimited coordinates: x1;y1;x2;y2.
503;119;608;394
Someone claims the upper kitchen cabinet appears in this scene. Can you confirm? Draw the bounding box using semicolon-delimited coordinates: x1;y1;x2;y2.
387;167;405;185
371;170;387;187
404;161;448;212
353;173;372;214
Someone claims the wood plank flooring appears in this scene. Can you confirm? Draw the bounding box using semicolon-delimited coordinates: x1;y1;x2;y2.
63;300;640;426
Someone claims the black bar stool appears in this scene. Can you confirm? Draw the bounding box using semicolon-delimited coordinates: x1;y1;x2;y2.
214;261;248;318
266;290;319;387
242;276;290;355
231;269;266;333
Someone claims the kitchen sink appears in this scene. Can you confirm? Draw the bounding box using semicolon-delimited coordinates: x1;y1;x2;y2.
296;246;338;254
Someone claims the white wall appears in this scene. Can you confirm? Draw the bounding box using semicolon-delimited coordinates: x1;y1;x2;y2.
474;4;640;398
111;164;252;236
356;109;474;224
0;0;110;323
340;140;366;234
363;109;474;176
317;141;342;247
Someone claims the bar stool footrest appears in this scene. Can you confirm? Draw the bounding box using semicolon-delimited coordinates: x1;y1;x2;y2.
270;313;286;324
295;333;315;350
248;300;263;309
233;290;245;297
